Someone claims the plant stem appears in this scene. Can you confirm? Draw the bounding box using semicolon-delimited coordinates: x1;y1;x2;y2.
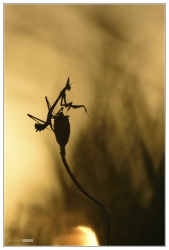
60;147;110;245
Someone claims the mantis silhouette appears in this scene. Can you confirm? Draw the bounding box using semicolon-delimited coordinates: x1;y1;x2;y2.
27;78;110;245
27;77;88;133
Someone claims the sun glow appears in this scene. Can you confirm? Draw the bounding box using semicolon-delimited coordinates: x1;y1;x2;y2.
52;226;99;246
76;226;99;246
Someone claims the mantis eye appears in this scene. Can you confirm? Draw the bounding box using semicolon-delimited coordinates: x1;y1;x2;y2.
35;123;40;129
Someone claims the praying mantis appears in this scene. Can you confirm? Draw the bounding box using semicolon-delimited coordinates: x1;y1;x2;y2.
27;77;88;152
27;77;110;245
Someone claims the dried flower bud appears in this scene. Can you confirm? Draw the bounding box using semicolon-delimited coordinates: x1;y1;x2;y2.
54;112;70;149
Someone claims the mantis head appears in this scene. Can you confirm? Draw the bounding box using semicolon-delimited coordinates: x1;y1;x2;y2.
35;123;48;132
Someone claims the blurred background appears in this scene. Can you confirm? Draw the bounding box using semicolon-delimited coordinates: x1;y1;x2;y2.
4;4;165;246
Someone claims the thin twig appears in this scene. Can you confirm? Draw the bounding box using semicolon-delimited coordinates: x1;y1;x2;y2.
60;147;110;245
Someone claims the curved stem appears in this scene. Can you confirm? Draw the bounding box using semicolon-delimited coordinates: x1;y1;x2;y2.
60;147;110;245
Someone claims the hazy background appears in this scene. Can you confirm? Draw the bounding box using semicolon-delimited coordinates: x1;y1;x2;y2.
4;4;165;246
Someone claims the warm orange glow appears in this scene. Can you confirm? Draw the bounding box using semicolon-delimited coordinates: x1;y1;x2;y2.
76;226;99;246
52;226;99;246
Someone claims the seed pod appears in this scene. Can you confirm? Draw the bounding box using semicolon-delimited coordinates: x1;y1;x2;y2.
54;112;70;149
